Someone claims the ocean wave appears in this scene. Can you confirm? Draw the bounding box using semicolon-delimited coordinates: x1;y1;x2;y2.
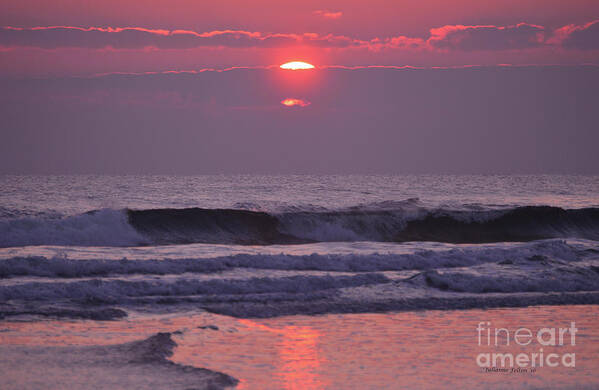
0;209;146;247
0;273;389;303
0;239;583;278
1;204;599;247
2;239;599;318
415;265;599;293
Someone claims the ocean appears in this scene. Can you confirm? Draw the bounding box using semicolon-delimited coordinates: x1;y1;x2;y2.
1;174;599;389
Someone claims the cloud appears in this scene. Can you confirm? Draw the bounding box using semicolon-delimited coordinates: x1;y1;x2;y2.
313;10;343;20
384;36;426;50
551;20;599;50
2;21;599;53
0;26;364;49
427;23;545;51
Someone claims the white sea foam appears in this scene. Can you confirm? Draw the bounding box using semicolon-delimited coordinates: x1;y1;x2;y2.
1;239;598;319
0;239;586;277
416;263;599;293
0;209;147;247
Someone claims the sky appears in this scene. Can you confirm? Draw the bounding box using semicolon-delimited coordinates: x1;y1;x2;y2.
1;1;598;173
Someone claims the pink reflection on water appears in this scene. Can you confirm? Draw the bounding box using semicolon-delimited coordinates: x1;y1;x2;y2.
277;325;325;390
1;306;598;389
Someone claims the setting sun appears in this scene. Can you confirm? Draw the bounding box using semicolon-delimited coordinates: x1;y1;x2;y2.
281;98;310;107
280;61;315;70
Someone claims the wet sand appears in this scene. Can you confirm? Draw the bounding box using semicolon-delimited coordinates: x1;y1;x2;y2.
1;305;598;389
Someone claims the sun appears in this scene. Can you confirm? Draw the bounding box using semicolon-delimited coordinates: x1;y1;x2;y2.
280;61;315;70
281;98;310;107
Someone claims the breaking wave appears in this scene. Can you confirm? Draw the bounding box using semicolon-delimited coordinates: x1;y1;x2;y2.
1;204;599;247
0;209;146;247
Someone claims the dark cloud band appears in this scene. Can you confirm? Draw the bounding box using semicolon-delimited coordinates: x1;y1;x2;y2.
0;26;365;49
1;21;598;51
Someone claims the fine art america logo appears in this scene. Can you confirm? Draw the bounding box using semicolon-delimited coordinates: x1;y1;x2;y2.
476;322;578;372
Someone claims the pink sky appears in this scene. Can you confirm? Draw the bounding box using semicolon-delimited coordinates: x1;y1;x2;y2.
1;0;598;75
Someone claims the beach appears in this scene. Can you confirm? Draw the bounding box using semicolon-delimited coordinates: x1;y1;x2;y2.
1;174;598;389
1;305;598;389
3;1;599;387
